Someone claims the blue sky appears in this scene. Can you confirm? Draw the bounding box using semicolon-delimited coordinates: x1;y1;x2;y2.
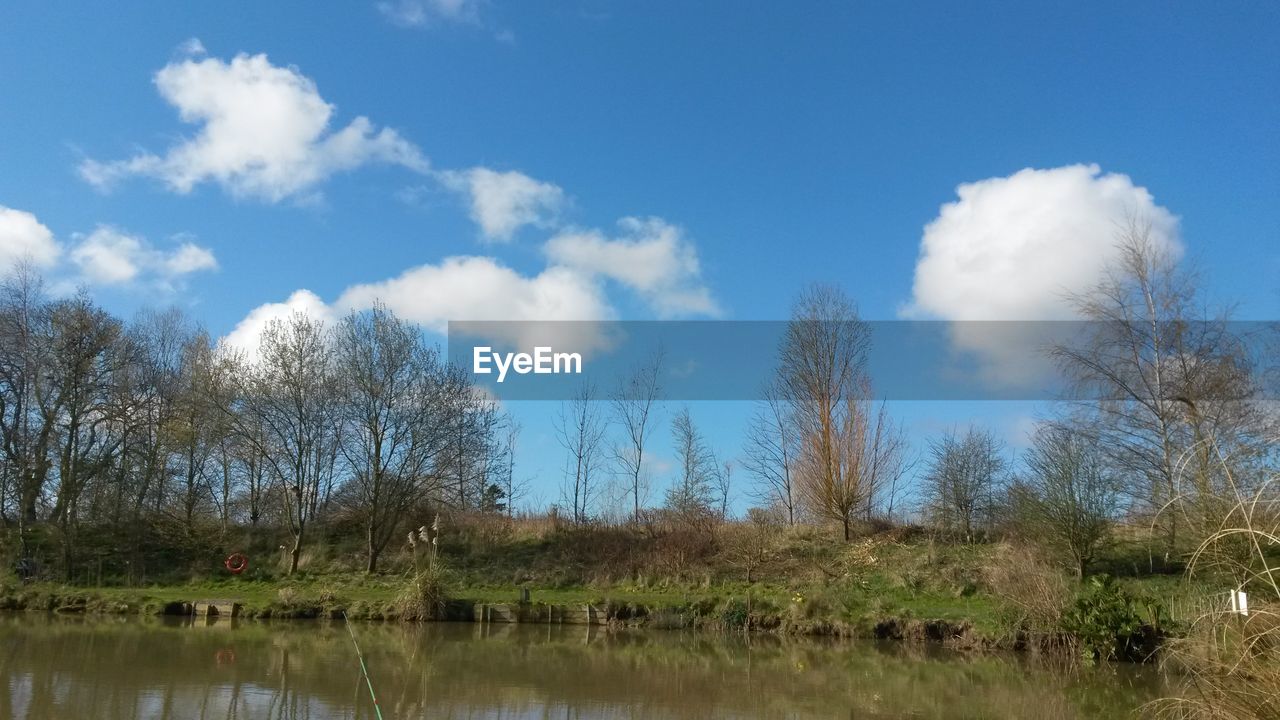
1;2;1277;513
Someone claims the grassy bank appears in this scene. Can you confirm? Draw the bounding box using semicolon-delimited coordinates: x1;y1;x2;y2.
1;523;1202;657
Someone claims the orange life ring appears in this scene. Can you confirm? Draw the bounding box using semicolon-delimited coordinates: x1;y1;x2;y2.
224;553;249;575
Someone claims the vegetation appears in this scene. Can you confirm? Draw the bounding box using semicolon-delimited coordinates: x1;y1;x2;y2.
0;224;1276;677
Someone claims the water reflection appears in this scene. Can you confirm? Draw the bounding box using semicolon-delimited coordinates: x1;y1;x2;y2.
0;615;1165;719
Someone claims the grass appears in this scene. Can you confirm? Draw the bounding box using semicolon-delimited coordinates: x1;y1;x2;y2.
0;518;1220;656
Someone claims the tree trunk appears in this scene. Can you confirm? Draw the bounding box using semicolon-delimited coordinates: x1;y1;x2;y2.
365;525;379;574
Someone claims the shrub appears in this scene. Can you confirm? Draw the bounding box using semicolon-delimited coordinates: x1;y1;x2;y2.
1061;575;1162;663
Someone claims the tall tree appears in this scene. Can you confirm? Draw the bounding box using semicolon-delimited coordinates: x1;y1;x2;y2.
779;284;873;540
743;378;799;525
333;305;450;573
234;313;340;575
1052;222;1259;562
556;383;605;523
610;349;663;522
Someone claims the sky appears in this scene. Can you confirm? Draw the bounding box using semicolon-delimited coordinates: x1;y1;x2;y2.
1;1;1277;514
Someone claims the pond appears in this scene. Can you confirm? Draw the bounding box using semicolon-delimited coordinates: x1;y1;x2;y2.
0;615;1169;719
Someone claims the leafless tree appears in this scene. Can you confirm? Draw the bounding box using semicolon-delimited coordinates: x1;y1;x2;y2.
743;378;799;525
556;382;605;523
333;304;451;573
716;460;734;519
231;313;340;575
778;284;875;540
610;348;663;522
1012;422;1119;578
667;406;717;513
921;425;1006;543
1052;221;1261;562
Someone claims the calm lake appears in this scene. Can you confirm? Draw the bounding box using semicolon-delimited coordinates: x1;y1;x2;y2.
0;615;1169;719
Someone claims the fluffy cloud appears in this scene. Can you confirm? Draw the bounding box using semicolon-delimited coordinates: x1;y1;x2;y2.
224;256;614;361
378;0;481;26
68;226;218;287
80;42;428;202
906;164;1180;321
220;289;335;360
904;164;1181;388
0;206;60;272
544;217;719;318
440;168;565;242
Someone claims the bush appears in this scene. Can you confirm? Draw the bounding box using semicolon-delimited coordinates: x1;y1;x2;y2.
1061;575;1163;663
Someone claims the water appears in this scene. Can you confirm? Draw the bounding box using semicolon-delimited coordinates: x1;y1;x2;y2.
0;615;1168;719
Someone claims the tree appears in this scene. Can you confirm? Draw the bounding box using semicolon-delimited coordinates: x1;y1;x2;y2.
743;378;799;525
610;349;663;522
333;305;450;573
233;313;340;575
1052;221;1260;562
556;383;605;523
778;284;874;540
716;460;734;519
921;426;1005;542
1012;423;1119;579
666;406;717;513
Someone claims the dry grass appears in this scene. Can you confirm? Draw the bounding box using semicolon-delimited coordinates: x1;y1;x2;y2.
1144;436;1280;720
983;543;1072;635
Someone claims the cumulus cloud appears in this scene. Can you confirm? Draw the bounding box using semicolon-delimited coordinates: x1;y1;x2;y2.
335;256;607;329
440;167;565;242
224;256;615;361
544;217;719;318
904;164;1181;388
0;205;60;272
68;226;218;287
906;164;1180;321
79;42;428;202
378;0;481;27
219;289;335;360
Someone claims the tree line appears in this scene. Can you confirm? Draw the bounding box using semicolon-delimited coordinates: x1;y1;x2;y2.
2;219;1275;584
0;267;514;579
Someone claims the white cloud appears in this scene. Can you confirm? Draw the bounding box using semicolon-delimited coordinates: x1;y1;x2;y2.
904;164;1182;388
441;167;565;242
223;255;617;362
906;164;1180;321
220;289;335;360
335;255;608;329
68;225;218;287
378;0;481;27
544;216;719;318
0;206;60;272
80;42;428;202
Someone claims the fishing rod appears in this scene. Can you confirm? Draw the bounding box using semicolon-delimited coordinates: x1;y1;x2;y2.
343;611;386;720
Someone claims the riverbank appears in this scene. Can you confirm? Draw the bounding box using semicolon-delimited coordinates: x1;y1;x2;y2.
0;559;1192;658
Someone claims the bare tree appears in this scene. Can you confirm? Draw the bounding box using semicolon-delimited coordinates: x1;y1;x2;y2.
743;378;799;525
499;421;527;516
921;425;1006;543
1052;221;1260;562
666;406;717;513
333;305;450;573
556;383;605;523
779;284;873;540
231;313;340;575
610;349;663;522
1012;422;1119;579
716;460;734;519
